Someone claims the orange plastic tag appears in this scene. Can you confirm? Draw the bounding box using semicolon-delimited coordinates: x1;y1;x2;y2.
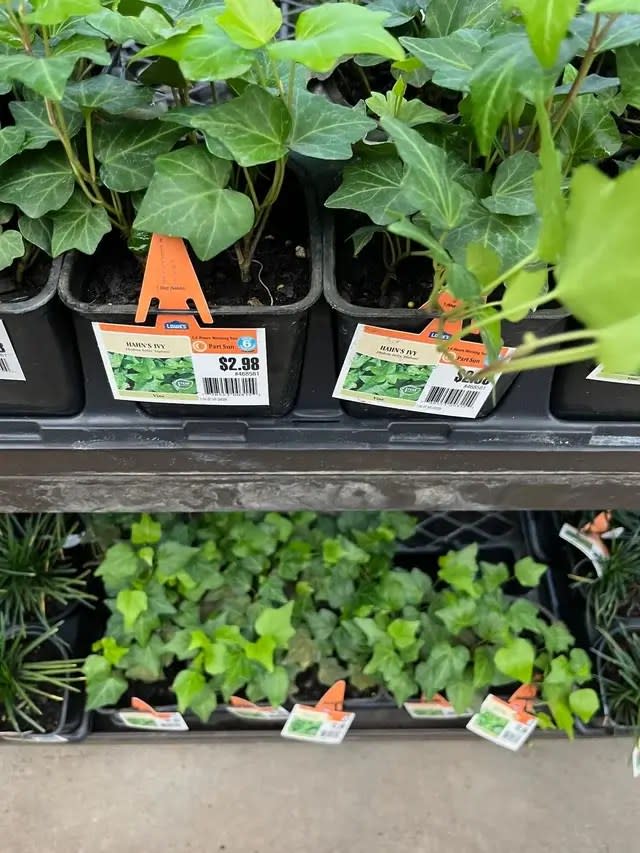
508;684;538;719
135;234;212;325
281;681;355;743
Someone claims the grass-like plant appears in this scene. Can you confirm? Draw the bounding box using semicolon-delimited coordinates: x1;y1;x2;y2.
0;623;83;733
595;627;640;730
0;514;93;629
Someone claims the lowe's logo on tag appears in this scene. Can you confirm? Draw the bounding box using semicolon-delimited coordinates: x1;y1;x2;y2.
165;321;188;330
237;336;257;352
428;331;451;340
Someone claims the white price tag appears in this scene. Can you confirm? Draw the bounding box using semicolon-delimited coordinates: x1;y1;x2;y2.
227;704;289;721
115;710;188;731
588;364;640;385
559;522;608;577
467;695;537;751
0;320;25;381
281;705;354;745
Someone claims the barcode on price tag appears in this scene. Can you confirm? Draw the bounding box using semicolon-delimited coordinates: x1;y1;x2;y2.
281;705;355;744
467;695;537;751
0;321;25;382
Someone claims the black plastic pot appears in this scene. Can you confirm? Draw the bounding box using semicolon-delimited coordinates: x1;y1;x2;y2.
0;258;83;416
593;620;640;733
552;358;640;421
58;171;323;419
324;212;568;418
0;623;88;743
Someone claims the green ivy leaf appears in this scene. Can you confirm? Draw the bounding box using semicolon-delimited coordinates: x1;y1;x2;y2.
473;645;495;688
558;95;622;167
172;668;206;714
325;153;416;226
123;639;164;682
188;684;219;722
388;217;452;267
447;263;481;300
508;599;543;634
289;93;375;161
252;665;290;706
445;203;539;272
434;598;478;634
131;513;162;546
83;655;128;710
514;556;548;587
10;101;82;151
543;623;575;655
0;127;25;167
569;647;592;682
547;695;575;738
245;635;277;672
63;76;154;114
480;560;509;592
51;34;111;65
0;145;74;218
425;0;502;36
255;601;295;646
202;642;229;676
86;7;165;45
269;3;404;72
588;0;640;10
415;642;470;699
18;216;52;255
93;119;183;192
534;97;566;263
616;45;640;108
95;542;140;594
0;205;13;226
136;22;254;80
116;589;148;630
446;677;476;714
504;0;579;68
387;618;419;650
381;116;475;230
571;14;640;52
0;231;24;273
400;29;490;92
494;638;535;683
0;54;75;100
437;544;480;596
25;0;102;25
568;687;599;723
217;0;282;48
49;189;111;256
366;90;447;127
502;268;547;322
92;637;129;667
134;146;255;261
482;152;538;216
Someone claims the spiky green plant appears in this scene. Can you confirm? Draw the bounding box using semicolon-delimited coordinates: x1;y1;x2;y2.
0;515;93;629
584;535;640;631
0;623;83;733
596;628;640;730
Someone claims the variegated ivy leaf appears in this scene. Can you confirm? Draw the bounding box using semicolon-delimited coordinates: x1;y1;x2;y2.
63;76;154;115
135;22;254;81
0;145;75;218
445;203;539;272
49;189;111;256
0;54;75;100
134;147;255;261
366;91;447;126
400;29;490;92
18;215;53;255
570;14;640;53
289;94;375;160
425;0;502;36
381;116;475;231
366;0;425;27
0;231;24;273
216;0;282;49
616;45;640;109
0;127;25;167
9;101;83;151
85;7;166;44
93;120;184;192
482;152;538;216
269;4;404;73
325;153;417;225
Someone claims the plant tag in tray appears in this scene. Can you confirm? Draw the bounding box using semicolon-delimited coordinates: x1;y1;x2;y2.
93;234;269;406
632;739;640;778
0;320;26;382
227;696;289;721
466;694;537;751
115;697;189;731
281;705;355;744
333;294;513;418
587;365;640;386
404;693;473;719
559;522;607;577
0;731;68;743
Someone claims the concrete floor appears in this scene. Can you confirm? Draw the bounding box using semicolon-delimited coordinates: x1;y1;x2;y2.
0;738;635;852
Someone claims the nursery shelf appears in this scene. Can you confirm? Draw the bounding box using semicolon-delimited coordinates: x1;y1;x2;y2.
1;303;640;512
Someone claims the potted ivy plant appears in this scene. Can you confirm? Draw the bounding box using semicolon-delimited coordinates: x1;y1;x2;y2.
324;0;640;419
0;0;403;418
